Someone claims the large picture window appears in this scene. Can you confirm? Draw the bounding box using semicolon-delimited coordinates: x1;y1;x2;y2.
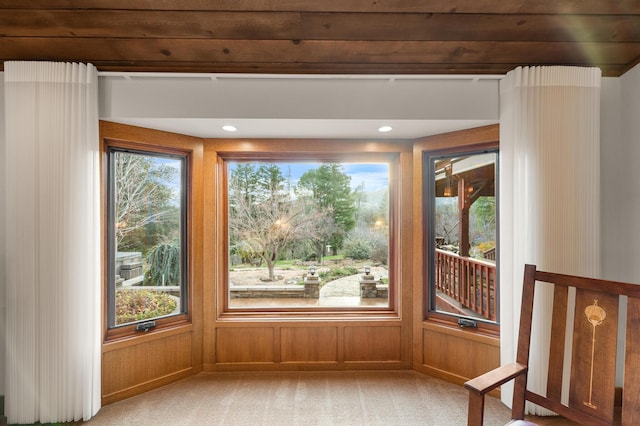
107;146;188;331
226;160;391;310
425;149;498;327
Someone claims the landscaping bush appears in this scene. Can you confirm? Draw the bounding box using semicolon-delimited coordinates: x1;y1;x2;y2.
319;266;359;281
145;240;181;286
344;227;388;264
370;238;389;265
116;289;177;324
343;239;372;260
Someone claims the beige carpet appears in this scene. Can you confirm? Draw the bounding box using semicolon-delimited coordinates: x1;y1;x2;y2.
84;370;515;426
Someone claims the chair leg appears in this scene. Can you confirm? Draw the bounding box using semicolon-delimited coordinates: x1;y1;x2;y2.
467;391;485;426
512;375;527;420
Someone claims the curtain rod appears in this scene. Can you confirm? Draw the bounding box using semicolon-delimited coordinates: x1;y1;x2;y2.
97;72;505;82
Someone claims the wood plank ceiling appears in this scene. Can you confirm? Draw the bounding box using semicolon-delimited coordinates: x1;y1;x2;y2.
1;1;640;76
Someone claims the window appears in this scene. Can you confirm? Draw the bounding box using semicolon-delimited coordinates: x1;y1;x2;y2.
226;160;391;310
425;149;498;327
107;146;188;333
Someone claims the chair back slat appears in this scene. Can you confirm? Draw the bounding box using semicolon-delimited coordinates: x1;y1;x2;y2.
568;289;618;424
516;265;537;365
546;285;569;402
622;296;640;426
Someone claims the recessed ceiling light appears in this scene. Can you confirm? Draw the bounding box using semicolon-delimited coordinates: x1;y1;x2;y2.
378;125;393;133
222;125;237;132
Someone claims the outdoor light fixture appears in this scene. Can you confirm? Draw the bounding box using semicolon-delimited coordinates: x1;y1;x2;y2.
364;265;371;275
309;265;317;276
443;163;453;197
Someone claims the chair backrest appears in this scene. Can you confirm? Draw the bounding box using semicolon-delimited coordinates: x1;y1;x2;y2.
513;264;640;425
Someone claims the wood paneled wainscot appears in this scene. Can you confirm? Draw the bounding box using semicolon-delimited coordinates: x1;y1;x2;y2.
281;327;337;363
102;327;196;404
208;323;406;370
344;326;401;363
420;322;499;386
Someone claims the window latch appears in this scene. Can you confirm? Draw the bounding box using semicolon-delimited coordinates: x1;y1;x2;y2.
458;318;477;328
135;320;156;332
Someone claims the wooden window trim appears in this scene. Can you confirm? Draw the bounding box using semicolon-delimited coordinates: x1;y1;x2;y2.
208;138;410;319
102;137;194;342
414;125;500;337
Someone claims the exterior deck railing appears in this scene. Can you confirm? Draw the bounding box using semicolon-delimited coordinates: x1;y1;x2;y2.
435;249;497;321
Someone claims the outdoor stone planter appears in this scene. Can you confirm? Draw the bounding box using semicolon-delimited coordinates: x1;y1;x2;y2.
360;272;378;298
375;284;389;298
304;273;321;298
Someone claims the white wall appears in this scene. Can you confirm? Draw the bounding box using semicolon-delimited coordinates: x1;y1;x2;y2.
600;76;624;280
0;71;5;398
99;75;500;139
618;63;640;282
601;63;640;282
599;63;640;385
101;75;499;120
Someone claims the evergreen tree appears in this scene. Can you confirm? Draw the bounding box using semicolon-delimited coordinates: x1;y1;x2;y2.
297;164;356;251
229;163;259;206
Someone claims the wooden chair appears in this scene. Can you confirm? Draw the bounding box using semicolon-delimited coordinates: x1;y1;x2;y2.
465;264;640;426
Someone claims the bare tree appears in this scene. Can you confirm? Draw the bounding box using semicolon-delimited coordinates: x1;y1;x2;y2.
305;205;341;263
229;164;334;280
114;152;177;247
435;198;459;247
230;195;308;280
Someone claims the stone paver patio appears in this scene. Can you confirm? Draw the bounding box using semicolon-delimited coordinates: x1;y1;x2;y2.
228;265;389;308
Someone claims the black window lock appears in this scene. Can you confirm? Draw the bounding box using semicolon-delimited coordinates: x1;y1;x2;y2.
135;320;156;332
457;318;478;328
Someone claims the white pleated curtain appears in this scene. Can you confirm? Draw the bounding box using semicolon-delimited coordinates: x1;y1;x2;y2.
4;62;101;423
499;66;601;415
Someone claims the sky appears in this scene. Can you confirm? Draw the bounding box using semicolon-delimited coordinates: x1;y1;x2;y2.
230;162;389;193
147;157;390;203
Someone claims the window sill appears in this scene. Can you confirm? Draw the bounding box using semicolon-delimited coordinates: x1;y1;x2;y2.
103;318;192;350
216;308;401;323
423;315;499;340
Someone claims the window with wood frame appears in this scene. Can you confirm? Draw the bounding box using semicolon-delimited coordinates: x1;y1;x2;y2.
106;145;189;335
424;149;499;327
223;157;395;312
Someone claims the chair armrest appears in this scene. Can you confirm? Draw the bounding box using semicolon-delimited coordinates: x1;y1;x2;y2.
464;362;527;395
465;363;528;426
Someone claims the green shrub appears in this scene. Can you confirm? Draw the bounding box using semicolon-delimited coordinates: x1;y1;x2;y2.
116;289;177;324
145;240;181;286
319;266;359;281
344;240;372;260
371;242;389;265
